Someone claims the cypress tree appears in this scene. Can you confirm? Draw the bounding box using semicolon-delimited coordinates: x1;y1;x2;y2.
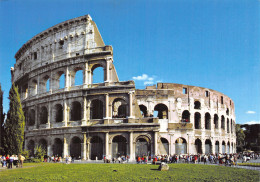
3;84;25;154
0;84;4;154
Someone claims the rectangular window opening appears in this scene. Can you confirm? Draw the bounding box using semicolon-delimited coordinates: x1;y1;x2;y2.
34;52;37;60
221;96;223;104
183;87;187;94
205;91;209;97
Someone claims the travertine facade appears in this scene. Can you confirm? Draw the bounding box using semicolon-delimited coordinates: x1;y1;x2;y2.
12;15;236;160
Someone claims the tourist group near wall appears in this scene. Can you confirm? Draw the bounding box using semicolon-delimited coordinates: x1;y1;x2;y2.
11;15;236;161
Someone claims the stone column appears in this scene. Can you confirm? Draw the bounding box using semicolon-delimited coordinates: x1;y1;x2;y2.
82;133;87;160
49;71;52;93
88;70;92;86
201;139;205;154
128;91;134;118
169;134;174;155
129;132;134;160
65;66;70;91
47;140;52;157
35;106;38;129
104;94;110;119
82;97;87;125
212;139;215;154
63;137;69;158
83;63;88;88
154;132;158;155
47;102;51;128
63;100;68;127
105;132;109;157
105;59;111;83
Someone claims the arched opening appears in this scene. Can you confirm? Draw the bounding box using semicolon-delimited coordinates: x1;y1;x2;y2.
215;141;219;154
227;142;230;154
46;79;50;92
70;137;81;159
195;138;202;154
135;136;151;157
194;101;201;109
194;112;201;129
222;141;226;154
205;112;211;130
27;140;35;157
231;119;233;133
28;109;35;126
154;104;168;119
175;138;187;154
71;68;83;86
112;98;127;118
139;105;148;117
90;99;103;119
159;138;169;155
70;101;81;121
221;115;225;130
59;73;65;89
226;108;229;116
231;142;233;153
205;139;212;154
182;110;190;122
92;65;104;84
227;118;230;133
39;139;47;153
54;104;63;122
39;106;48;124
214;114;218;129
52;138;63;157
112;135;127;158
90;136;103;160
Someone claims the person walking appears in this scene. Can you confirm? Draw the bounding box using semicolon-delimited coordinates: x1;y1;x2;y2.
19;155;25;168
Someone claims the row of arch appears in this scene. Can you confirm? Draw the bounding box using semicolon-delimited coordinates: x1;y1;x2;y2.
139;104;235;133
26;98;128;126
20;64;105;99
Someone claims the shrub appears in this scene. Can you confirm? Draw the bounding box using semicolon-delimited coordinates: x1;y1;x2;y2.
34;145;46;161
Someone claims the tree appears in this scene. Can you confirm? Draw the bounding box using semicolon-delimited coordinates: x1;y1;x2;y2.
3;84;25;154
0;84;5;154
236;124;245;152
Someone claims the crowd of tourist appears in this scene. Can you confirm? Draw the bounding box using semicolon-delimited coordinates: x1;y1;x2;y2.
0;155;25;169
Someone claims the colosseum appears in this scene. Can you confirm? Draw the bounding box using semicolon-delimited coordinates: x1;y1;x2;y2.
12;15;236;160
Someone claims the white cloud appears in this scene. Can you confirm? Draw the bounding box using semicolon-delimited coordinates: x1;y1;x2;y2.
144;81;154;85
246;111;256;114
132;74;148;80
244;120;260;125
132;74;162;86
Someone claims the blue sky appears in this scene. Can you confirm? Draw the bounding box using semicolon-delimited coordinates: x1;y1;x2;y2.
0;0;259;124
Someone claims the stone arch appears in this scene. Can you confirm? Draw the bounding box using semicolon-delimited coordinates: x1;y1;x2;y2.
231;119;233;133
175;137;187;154
205;112;211;130
52;138;63;157
53;70;65;90
70;136;82;159
28;109;35;126
27;140;35;157
214;114;218;129
154;103;168;119
226;108;229;116
182;110;190;122
38;138;47;153
91;64;105;84
222;141;226;153
135;135;151;157
227;141;230;154
40;75;50;93
194;112;201;129
194;101;201;109
71;66;84;86
158;137;169;155
221;115;225;130
139;104;148;117
112;98;128;118
30;79;37;95
54;104;63;122
112;135;127;158
205;139;212;154
70;101;81;121
39;106;48;124
90;99;104;119
195;138;202;154
215;141;220;154
89;136;103;160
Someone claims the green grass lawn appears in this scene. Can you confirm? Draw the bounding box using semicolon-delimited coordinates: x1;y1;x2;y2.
0;163;259;182
237;163;260;167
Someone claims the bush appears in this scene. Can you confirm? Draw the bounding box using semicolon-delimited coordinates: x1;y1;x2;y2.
24;158;42;163
21;149;30;160
34;145;46;161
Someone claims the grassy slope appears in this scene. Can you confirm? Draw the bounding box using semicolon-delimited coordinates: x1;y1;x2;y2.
0;163;259;182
